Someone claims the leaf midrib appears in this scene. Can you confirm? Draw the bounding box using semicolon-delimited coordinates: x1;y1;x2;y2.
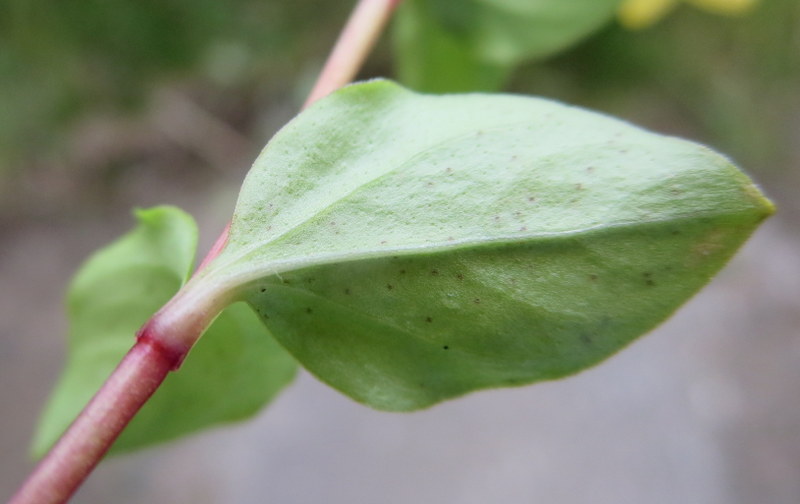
211;128;663;289
220;207;753;290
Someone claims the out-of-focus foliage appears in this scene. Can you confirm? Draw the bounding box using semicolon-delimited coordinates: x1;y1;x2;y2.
0;0;796;200
619;0;759;29
509;0;798;172
0;0;348;170
393;0;623;92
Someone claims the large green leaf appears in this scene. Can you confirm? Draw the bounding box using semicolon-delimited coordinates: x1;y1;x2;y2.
196;80;772;411
32;206;297;457
393;0;624;92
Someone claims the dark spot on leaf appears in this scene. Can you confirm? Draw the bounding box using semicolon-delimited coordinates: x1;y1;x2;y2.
528;196;536;202
642;272;652;278
381;240;388;245
431;269;439;276
456;273;464;280
646;279;656;287
580;333;593;345
589;274;598;281
425;316;433;323
443;345;450;350
260;287;266;293
282;279;291;285
473;298;481;304
672;230;681;235
400;269;406;274
344;288;351;295
387;284;394;290
305;307;313;314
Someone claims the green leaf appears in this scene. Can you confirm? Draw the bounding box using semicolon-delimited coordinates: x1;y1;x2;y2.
198;80;773;411
32;206;297;457
393;0;624;92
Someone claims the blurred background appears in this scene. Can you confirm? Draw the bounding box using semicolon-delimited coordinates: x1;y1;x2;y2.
1;0;798;502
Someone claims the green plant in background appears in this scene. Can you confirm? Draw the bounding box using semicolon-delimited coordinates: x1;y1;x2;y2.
394;0;623;92
8;1;773;503
0;0;347;172
619;0;758;29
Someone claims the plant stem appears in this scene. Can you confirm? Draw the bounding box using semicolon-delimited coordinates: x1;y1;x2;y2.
9;0;403;502
304;0;403;107
9;337;180;504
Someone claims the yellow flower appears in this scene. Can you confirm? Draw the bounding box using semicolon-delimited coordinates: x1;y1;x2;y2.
618;0;759;29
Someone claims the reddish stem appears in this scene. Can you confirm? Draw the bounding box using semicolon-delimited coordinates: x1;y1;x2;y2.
8;336;181;504
196;221;230;272
9;0;404;502
304;0;403;107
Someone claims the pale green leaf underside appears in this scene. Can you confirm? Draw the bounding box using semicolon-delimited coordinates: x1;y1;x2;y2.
393;0;624;92
202;80;772;411
32;206;297;457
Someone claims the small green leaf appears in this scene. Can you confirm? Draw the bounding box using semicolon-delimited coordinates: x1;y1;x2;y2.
199;79;772;411
32;206;297;457
393;0;624;92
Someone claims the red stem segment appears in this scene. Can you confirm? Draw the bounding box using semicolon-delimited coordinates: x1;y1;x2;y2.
304;0;403;107
9;338;181;504
9;0;404;502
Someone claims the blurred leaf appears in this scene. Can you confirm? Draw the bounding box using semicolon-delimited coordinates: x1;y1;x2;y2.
618;0;760;29
0;0;349;169
32;206;297;456
393;0;624;92
196;80;772;410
